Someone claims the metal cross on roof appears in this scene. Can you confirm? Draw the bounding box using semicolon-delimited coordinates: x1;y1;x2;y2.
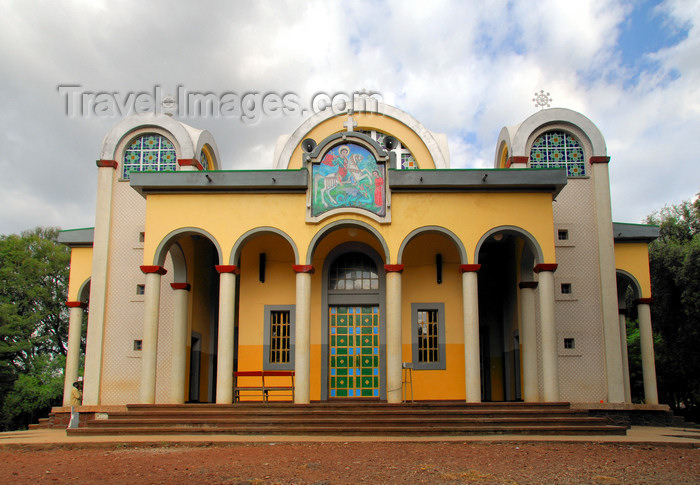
533;90;552;109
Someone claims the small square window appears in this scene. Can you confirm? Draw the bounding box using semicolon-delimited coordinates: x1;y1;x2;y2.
133;340;143;351
564;338;575;349
138;232;145;243
561;283;572;294
558;230;569;241
136;284;145;295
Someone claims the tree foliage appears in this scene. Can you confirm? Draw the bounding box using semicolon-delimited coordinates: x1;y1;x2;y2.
0;227;70;430
644;195;700;419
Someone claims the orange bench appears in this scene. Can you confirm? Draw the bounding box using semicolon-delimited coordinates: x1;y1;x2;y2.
233;370;295;402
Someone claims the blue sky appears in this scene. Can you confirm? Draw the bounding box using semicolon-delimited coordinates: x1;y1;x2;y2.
0;0;698;235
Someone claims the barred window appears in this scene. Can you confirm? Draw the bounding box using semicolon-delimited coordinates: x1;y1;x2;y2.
269;310;291;364
263;305;295;370
411;303;446;370
417;310;439;363
530;131;586;177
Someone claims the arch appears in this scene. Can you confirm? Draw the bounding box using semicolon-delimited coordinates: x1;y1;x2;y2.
274;100;449;170
153;227;223;266
100;112;197;160
231;227;300;265
519;245;536;282
195;134;221;170
168;242;187;282
306;219;390;265
509;108;607;158
616;269;643;306
397;226;468;264
474;226;545;265
77;277;91;303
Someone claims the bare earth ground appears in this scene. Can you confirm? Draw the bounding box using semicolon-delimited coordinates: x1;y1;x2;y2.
0;441;698;484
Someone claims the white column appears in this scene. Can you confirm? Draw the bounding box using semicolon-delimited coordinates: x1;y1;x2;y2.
637;300;659;404
83;160;117;405
215;265;238;404
139;266;166;404
293;265;313;404
519;282;539;402
385;265;404;404
461;265;481;403
170;283;190;404
63;302;86;406
619;310;632;403
535;264;559;402
591;157;625;403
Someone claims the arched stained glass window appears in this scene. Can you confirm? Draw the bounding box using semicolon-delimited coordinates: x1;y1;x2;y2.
200;148;210;170
329;252;379;291
122;134;177;179
530;131;586;177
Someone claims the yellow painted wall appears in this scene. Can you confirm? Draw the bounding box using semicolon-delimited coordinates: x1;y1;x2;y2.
67;247;93;301
614;242;653;298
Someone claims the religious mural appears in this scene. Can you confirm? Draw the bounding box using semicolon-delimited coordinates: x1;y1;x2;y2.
311;143;386;217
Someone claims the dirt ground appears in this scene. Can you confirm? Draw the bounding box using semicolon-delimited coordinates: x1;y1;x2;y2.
0;441;698;484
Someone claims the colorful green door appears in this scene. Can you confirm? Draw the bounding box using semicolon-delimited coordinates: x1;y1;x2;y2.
329;306;380;398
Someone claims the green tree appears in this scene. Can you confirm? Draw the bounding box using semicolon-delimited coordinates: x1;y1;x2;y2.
0;227;70;430
645;195;700;419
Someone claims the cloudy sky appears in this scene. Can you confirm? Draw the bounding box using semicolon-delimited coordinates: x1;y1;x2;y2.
0;0;698;235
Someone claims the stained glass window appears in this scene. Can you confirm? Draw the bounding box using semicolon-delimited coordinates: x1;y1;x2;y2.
200;149;209;170
329;252;379;291
530;131;586;177
122;134;177;179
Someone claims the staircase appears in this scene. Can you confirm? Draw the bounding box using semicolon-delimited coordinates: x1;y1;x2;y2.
66;401;627;436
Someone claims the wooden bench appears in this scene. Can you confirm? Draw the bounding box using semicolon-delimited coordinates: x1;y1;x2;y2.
233;370;295;402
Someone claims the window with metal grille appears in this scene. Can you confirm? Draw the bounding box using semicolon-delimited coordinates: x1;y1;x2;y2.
417;309;439;363
269;310;291;364
263;305;295;370
411;302;446;370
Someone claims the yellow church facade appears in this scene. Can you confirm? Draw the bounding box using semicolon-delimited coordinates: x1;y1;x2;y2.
58;100;660;409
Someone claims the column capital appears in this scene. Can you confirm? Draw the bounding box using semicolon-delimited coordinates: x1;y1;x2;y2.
384;264;404;273
590;156;611;164
96;159;118;169
170;282;191;291
635;297;654;305
140;265;167;275
534;263;558;273
216;265;240;274
460;264;481;273
292;265;315;274
177;158;203;170
66;301;88;309
519;281;538;290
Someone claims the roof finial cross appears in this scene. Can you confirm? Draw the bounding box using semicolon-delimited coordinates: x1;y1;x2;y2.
343;110;358;132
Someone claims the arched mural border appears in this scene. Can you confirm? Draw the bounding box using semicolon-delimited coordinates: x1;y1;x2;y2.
474;226;545;266
397;226;468;264
306;219;390;265
230;227;300;265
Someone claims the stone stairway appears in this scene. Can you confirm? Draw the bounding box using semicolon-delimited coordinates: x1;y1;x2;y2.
66;401;628;436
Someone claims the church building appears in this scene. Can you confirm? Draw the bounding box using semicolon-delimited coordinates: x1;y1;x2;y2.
58;99;660;410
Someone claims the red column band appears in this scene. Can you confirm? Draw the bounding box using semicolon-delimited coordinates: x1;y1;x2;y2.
96;159;118;169
177;159;203;170
590;156;610;164
292;265;315;274
384;264;404;273
140;265;167;275
460;264;481;273
635;297;654;305
170;283;191;291
533;263;558;273
215;265;240;274
66;301;87;309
